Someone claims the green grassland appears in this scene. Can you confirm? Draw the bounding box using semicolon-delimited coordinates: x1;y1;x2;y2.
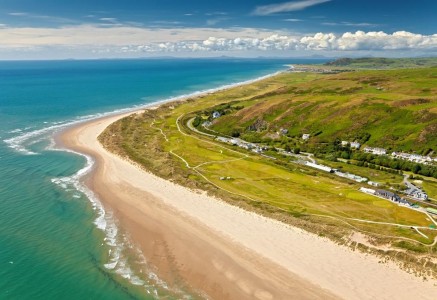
99;66;437;277
210;67;437;153
325;57;437;69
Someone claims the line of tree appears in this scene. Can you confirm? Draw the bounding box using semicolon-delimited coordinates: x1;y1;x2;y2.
351;152;437;178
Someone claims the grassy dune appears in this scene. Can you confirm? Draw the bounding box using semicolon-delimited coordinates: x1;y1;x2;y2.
100;67;437;277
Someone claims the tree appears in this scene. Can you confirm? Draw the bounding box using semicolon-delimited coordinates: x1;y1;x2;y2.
341;151;350;159
231;129;240;137
192;116;202;127
294;147;300;154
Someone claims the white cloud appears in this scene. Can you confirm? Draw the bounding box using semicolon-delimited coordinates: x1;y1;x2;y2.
206;18;228;26
8;12;76;24
253;0;331;16
322;21;378;27
0;25;435;56
9;12;29;16
283;18;303;22
99;17;118;22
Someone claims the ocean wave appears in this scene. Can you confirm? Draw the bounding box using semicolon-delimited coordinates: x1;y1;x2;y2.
50;149;180;298
46;69;285;298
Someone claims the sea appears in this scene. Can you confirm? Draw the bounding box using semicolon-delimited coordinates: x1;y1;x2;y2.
0;58;325;299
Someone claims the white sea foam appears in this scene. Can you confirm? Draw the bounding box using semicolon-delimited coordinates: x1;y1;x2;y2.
7;129;22;134
50;148;182;297
4;69;285;157
46;69;285;297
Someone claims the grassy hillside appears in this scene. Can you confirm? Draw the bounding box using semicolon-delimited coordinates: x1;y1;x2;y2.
209;67;437;154
325;57;437;69
100;67;437;276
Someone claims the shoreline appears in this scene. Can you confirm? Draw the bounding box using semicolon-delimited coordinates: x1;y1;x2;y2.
58;112;339;300
57;77;437;299
6;69;286;156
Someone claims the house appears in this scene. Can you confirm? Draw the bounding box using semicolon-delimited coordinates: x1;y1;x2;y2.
350;142;361;149
364;147;387;155
302;134;310;140
375;189;401;202
367;181;381;187
391;152;433;164
278;128;288;135
212;111;221;119
414;191;428;201
341;141;361;149
335;171;367;182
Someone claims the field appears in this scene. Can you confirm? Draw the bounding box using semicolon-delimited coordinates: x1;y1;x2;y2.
99;67;437;277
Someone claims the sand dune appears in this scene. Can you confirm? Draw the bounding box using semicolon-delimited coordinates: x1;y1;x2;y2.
60;112;437;299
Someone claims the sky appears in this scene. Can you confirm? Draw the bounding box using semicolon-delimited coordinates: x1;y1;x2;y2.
0;0;436;59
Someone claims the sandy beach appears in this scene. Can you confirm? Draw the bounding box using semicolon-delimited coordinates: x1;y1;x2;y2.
59;111;437;299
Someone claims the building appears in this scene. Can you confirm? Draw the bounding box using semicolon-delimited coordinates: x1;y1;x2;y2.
364;147;387;155
391;152;433;164
212;111;221;118
341;141;361;149
305;162;333;173
360;187;376;194
375;189;401;202
302;134;310;140
335;171;367;182
350;142;361;149
278;128;288;135
367;181;381;187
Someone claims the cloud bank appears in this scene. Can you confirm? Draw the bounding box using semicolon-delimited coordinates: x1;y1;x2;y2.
0;25;435;58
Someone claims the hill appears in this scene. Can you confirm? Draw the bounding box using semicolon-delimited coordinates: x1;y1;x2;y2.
325;57;437;69
208;67;437;155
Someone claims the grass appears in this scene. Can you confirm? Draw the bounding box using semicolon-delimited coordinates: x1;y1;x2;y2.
210;68;437;153
325;57;437;69
99;66;437;278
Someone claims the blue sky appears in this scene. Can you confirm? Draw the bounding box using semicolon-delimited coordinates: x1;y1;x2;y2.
0;0;436;59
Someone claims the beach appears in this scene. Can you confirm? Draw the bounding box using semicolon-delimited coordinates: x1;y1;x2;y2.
59;111;437;300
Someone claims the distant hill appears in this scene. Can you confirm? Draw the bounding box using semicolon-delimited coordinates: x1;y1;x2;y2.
208;67;437;154
325;57;437;69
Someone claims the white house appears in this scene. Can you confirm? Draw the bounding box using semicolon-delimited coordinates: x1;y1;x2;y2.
350;142;361;149
341;141;361;149
364;147;387;155
302;134;310;140
212;111;221;118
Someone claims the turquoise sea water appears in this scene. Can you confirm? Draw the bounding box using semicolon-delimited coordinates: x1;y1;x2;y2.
0;58;325;299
